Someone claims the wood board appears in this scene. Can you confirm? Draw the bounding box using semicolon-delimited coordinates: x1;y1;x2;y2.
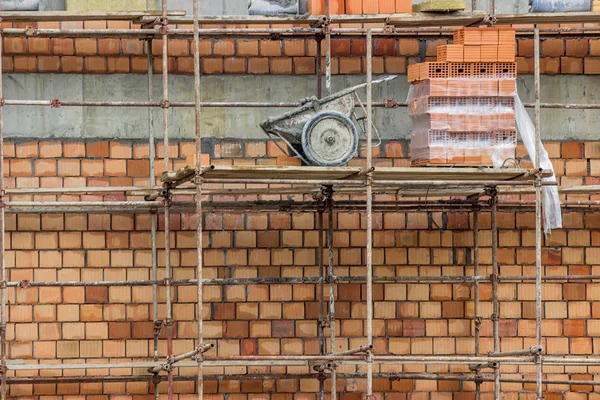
412;0;465;12
164;165;551;184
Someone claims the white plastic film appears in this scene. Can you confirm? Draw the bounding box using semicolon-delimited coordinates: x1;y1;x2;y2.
514;96;562;233
407;78;518;167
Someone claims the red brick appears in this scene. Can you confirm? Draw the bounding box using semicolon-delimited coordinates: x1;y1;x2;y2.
84;56;107;73
566;39;588;57
248;58;269;74
585;57;600;74
541;57;561;74
331;40;351;56
238;40;259;56
152;57;176;74
51;38;74;55
75;38;97;55
561;57;583;74
542;39;564;57
2;56;12;73
123;39;144;55
29;37;50;54
403;320;425;337
385;57;407;74
177;57;194;74
38;56;60;73
284;40;305;56
339;58;361;74
562;142;584;158
399;39;419;56
62;56;84;73
564;320;585;336
107;57;130;73
260;40;282;57
224;57;246;74
167;39;189;56
214;40;235;56
131;56;148;73
5;37;26;54
87;142;109;158
98;38;121;55
203;58;223;74
271;58;292;74
518;39;534;57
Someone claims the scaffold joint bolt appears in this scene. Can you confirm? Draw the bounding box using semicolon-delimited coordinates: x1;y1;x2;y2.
161;100;170;109
50;98;62;108
25;26;37;36
163;278;172;286
164;318;173;326
0;365;7;374
17;280;30;289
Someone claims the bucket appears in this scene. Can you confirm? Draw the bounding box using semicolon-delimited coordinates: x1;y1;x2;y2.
530;0;591;12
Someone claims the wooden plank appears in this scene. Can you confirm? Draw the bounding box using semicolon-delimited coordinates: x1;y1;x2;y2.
196;165;548;182
412;0;465;12
0;10;186;22
387;11;600;27
139;14;323;26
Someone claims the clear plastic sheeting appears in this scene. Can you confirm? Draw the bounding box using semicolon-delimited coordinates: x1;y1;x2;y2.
407;78;518;167
514;96;563;233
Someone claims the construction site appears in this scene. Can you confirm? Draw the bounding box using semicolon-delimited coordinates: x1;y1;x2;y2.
0;0;598;399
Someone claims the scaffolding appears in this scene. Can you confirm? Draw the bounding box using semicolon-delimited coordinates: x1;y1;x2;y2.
0;1;600;400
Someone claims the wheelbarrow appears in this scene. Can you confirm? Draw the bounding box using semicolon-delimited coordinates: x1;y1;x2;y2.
260;75;397;166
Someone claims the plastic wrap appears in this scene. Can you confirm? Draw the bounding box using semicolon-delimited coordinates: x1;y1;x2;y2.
514;96;562;233
407;77;518;167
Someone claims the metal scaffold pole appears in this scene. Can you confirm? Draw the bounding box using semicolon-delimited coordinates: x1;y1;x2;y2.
327;187;337;400
366;28;374;400
160;1;174;399
0;25;6;400
148;35;161;400
534;27;544;400
491;189;500;400
193;0;205;399
325;0;332;95
473;209;482;400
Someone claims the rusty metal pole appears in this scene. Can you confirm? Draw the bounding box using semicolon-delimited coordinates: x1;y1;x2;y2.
325;0;332;95
327;187;336;400
473;209;482;400
193;1;204;400
317;206;326;400
160;1;174;400
491;190;500;400
148;36;161;400
0;26;6;400
534;28;544;400
366;29;374;400
316;38;323;98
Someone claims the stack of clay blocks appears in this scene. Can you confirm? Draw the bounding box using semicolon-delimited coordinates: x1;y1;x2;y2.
407;27;518;167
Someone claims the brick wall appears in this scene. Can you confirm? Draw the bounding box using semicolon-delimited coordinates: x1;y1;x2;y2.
3;21;600;75
3;138;600;399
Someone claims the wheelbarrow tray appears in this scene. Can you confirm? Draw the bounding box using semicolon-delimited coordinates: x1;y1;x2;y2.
260;75;396;144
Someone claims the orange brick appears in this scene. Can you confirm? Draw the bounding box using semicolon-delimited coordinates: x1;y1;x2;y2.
238;40;259;56
167;39;189;56
75;38;97;55
271;58;292;74
562;57;583;74
84;56;107;73
203;58;223;74
29;37;50;54
542;39;564;57
51;38;74;55
38;56;60;73
214;40;235;56
123;39;144;55
131;56;148;73
62;56;84;73
224;57;246;74
346;0;362;14
13;56;35;73
379;0;395;13
248;58;269;74
5;37;26;54
107;57;130;73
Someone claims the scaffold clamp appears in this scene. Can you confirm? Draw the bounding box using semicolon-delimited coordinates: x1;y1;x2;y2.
17;280;30;289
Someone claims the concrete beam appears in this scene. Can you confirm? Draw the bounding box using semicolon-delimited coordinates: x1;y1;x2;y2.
3;73;599;141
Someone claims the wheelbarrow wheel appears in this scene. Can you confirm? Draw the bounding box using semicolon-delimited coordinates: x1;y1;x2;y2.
301;111;358;167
